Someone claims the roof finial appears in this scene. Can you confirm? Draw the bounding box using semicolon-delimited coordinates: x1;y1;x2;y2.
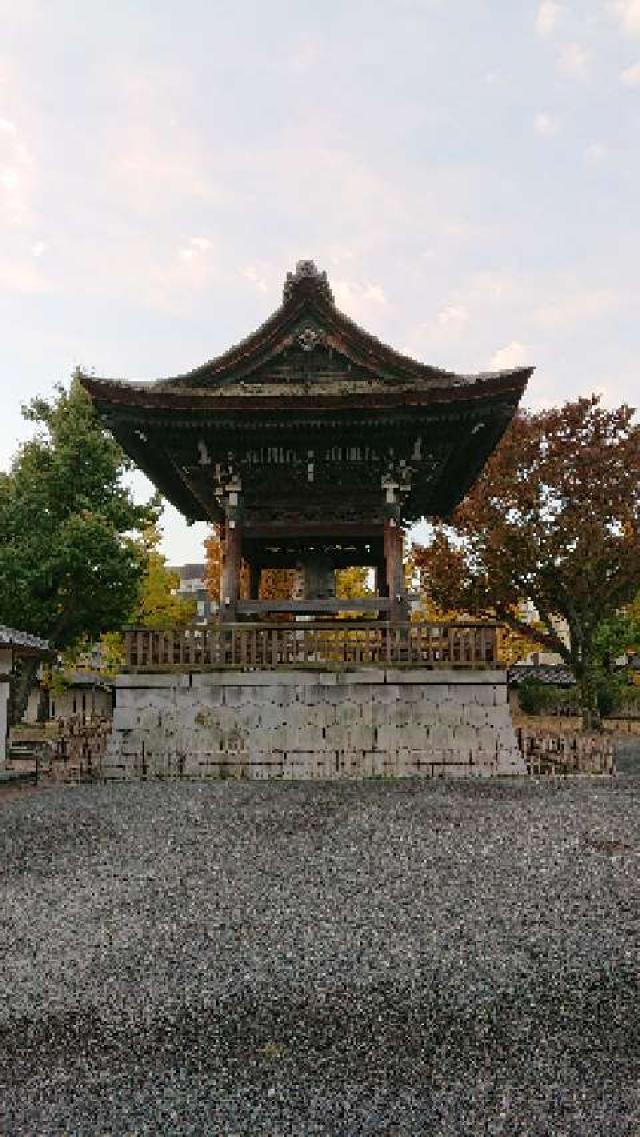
283;260;334;304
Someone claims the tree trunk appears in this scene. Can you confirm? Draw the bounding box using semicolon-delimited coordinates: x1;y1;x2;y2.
576;657;602;732
8;656;41;728
36;682;50;723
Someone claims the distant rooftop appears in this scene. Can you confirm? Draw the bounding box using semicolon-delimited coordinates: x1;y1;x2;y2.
509;663;576;688
170;564;206;580
0;626;50;654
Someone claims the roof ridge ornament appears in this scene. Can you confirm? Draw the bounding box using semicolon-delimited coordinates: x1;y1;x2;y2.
283;260;334;305
297;325;326;352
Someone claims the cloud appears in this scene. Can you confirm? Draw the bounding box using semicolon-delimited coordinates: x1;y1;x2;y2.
533;289;619;329
179;236;212;262
435;304;469;327
327;244;357;268
114;234;222;313
536;1;562;36
333;279;388;318
444;220;491;241
611;0;640;35
405;270;522;366
0;117;36;227
0;254;49;294
557;42;591;78
489;341;531;370
620;60;640;83
31;240;47;257
288;35;323;74
244;263;270;294
102;65;229;220
108;130;216;215
584;142;607;164
533;112;560;136
363;283;386;305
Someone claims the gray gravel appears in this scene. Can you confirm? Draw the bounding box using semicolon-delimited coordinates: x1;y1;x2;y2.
1;773;638;1136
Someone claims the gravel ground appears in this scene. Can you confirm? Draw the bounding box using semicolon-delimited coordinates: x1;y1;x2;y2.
0;771;638;1136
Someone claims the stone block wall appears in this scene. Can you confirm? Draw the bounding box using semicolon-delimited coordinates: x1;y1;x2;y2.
105;669;525;780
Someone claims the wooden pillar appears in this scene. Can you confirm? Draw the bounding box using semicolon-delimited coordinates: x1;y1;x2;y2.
220;518;242;622
384;517;407;625
374;561;388;621
216;471;243;623
374;562;388;596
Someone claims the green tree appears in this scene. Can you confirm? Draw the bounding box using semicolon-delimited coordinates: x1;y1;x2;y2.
0;374;156;720
593;602;640;674
63;526;197;678
414;396;640;730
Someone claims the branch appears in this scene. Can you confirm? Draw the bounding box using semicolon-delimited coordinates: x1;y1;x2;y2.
496;608;571;664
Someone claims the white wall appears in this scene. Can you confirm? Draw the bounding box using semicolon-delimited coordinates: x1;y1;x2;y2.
28;685;113;722
0;679;9;767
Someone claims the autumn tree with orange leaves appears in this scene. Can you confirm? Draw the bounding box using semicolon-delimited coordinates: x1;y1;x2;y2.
413;397;640;730
203;528;224;605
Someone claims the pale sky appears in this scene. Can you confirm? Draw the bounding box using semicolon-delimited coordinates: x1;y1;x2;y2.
1;0;639;561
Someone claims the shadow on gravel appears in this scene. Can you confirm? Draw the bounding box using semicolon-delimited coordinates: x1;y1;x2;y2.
614;737;640;775
2;964;638;1115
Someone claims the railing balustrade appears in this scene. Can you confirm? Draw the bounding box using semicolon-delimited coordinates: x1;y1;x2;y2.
123;622;500;671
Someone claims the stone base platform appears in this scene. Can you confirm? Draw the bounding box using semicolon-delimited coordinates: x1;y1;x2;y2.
105;669;525;780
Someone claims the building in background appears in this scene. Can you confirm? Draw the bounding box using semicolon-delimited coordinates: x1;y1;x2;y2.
25;672;114;725
169;564;216;623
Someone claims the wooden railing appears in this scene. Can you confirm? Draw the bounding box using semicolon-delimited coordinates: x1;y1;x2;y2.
123;622;500;672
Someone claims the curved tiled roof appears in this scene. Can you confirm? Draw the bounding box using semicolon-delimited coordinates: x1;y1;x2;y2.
79;262;531;525
80;260;532;410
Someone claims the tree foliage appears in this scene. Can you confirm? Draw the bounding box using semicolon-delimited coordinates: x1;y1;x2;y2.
335;566;370;600
0;375;156;646
414;396;640;728
131;525;196;629
203;528;224;605
593;593;640;672
0;375;157;718
59;526;196;680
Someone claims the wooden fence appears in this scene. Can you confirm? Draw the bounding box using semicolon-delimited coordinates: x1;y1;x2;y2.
123;621;500;672
517;727;615;776
50;716;111;782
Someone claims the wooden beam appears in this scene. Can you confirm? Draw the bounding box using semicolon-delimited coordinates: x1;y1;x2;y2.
243;522;383;538
236;598;391;615
241;552;380;570
167;458;222;522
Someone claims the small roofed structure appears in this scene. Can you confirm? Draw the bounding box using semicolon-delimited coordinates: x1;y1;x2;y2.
0;626;51;766
25;671;114;725
81;261;531;624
